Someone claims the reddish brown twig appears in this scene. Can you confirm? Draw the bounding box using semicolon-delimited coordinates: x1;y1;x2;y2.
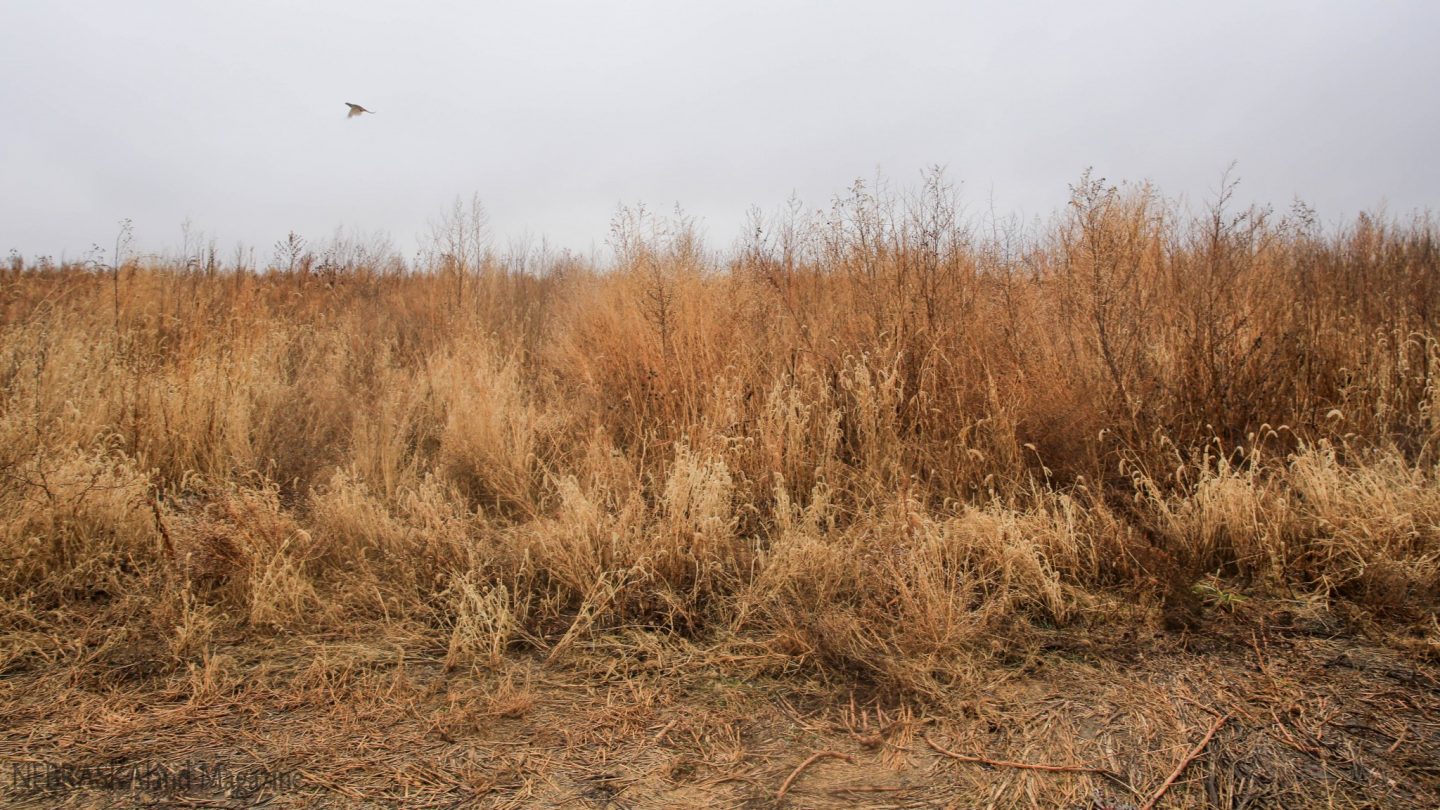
1141;713;1230;810
925;733;1120;777
777;751;854;802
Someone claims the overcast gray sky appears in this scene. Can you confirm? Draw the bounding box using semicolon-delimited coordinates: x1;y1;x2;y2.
3;1;1437;263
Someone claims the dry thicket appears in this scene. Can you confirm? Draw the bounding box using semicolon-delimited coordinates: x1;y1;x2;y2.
2;172;1438;697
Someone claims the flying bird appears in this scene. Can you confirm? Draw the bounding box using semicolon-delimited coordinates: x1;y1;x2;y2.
345;103;374;119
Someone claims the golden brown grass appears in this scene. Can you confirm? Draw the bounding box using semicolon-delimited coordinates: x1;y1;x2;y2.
2;173;1439;806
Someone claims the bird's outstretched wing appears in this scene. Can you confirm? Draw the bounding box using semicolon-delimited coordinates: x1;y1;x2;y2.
345;103;372;119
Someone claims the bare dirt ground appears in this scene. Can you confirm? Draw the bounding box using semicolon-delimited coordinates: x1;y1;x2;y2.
3;599;1437;809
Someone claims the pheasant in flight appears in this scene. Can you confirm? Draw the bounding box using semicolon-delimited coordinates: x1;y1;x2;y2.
345;103;374;119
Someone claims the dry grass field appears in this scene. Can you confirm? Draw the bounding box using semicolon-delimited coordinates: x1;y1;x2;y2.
3;174;1439;807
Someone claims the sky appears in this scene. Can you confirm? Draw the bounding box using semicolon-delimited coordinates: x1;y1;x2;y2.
2;0;1437;264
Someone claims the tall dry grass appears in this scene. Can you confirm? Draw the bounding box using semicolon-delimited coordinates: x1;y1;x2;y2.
2;172;1438;695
